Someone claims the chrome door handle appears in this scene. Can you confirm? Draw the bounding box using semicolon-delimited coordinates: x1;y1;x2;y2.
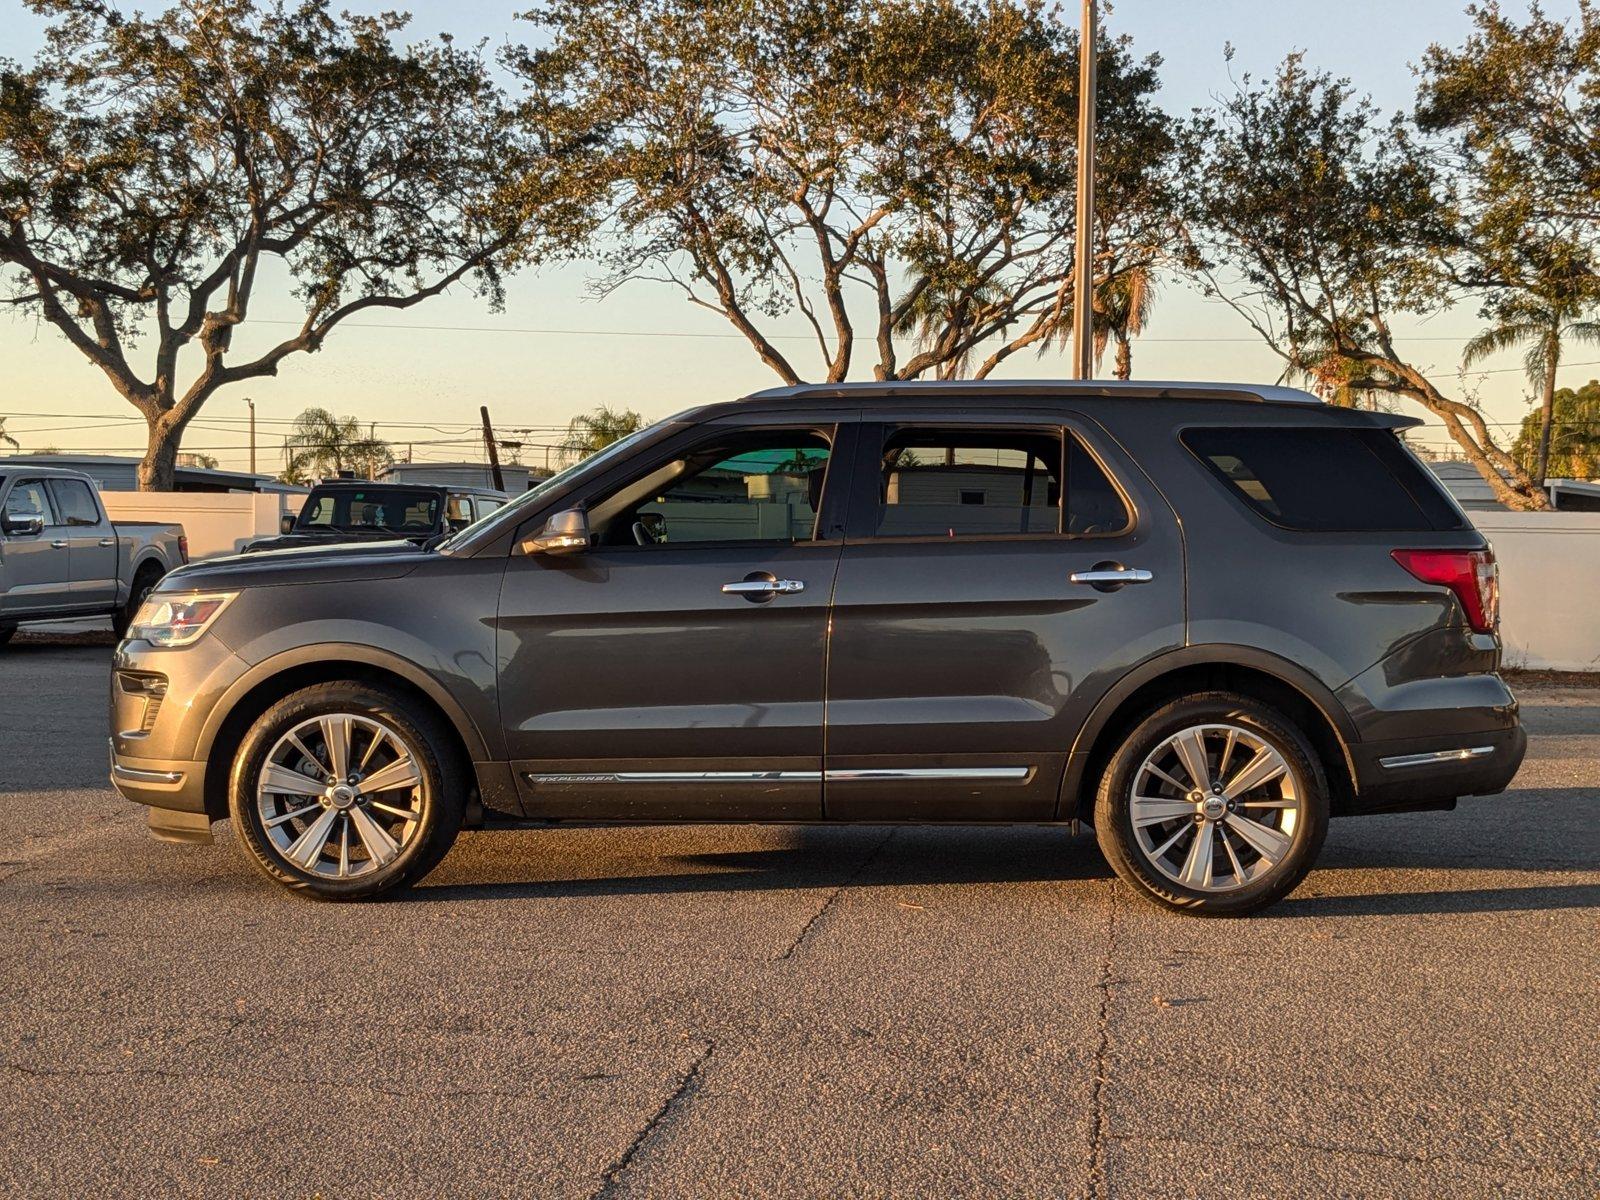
98;537;116;547
50;539;68;550
722;578;805;597
1069;567;1153;585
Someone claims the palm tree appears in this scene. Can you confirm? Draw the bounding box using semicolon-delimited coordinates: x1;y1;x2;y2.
1464;297;1600;488
1092;267;1158;381
0;418;17;451
560;405;647;464
281;407;393;483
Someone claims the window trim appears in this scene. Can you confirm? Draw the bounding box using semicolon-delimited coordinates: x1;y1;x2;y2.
1179;423;1468;535
569;422;848;554
844;421;1136;544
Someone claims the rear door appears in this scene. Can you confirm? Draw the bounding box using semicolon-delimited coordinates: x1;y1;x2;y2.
1;478;73;615
47;477;119;608
498;414;856;821
824;409;1185;820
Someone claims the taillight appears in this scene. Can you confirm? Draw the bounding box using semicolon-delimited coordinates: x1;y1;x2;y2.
178;535;189;564
1391;548;1499;634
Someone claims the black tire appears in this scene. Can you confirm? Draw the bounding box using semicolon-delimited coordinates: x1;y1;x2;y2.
228;682;467;900
114;564;164;638
1094;691;1329;917
0;624;15;648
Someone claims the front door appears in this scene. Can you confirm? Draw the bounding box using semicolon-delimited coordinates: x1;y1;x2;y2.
47;477;119;608
498;419;853;820
1;479;72;616
824;413;1185;820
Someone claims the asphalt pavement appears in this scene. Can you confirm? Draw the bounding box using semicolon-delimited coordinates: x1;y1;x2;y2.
1;642;1595;1198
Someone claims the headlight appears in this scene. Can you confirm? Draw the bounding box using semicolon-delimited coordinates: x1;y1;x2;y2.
126;591;237;647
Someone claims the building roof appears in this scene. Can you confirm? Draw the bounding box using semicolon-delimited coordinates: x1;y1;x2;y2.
0;453;296;492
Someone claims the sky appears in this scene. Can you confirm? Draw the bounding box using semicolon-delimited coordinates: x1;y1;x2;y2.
0;0;1589;473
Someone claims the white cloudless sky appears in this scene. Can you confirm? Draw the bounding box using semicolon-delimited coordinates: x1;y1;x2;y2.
0;1;1588;470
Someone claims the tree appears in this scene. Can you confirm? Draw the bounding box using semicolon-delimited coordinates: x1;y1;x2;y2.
1462;295;1600;487
516;0;1176;383
1180;56;1551;509
0;418;16;451
1512;380;1600;481
1087;264;1157;381
559;405;647;464
0;0;558;490
176;451;221;470
282;408;393;482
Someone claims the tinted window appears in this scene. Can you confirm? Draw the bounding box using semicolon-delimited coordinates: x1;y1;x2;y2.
5;480;55;524
1066;437;1132;535
877;429;1062;537
296;489;442;533
49;478;101;526
1183;427;1465;532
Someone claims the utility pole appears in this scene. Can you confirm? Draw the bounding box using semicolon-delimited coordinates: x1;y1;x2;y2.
1070;0;1098;381
480;405;506;492
245;396;256;475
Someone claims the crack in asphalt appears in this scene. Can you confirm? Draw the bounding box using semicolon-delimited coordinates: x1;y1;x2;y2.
592;1040;715;1200
1086;878;1120;1200
772;827;897;962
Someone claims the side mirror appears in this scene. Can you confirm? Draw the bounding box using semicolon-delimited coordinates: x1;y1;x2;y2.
280;514;296;534
520;508;590;556
2;513;45;538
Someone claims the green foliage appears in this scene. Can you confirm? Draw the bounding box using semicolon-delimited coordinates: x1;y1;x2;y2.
515;0;1176;382
282;408;393;482
0;0;556;488
559;405;648;463
1512;380;1600;480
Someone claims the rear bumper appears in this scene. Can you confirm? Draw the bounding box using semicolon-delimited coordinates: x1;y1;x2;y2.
1346;721;1526;814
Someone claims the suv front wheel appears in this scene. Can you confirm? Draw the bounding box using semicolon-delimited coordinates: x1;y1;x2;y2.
228;682;466;899
1094;692;1329;916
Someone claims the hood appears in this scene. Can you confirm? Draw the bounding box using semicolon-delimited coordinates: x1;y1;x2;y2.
245;528;424;552
157;538;434;592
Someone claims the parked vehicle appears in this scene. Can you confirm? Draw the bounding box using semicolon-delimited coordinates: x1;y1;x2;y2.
242;480;507;553
110;381;1525;914
1;466;186;644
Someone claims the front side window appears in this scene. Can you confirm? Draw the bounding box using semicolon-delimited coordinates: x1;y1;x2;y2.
588;431;832;547
5;480;56;524
48;478;101;527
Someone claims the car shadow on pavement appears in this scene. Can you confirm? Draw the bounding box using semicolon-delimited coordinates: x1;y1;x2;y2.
409;826;1115;903
1275;882;1600;918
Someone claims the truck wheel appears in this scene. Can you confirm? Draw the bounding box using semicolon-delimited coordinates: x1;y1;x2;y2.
1094;691;1329;917
114;565;163;637
228;682;466;900
0;625;15;648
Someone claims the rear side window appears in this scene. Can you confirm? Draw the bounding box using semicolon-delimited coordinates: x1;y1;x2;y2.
48;478;102;527
1182;427;1465;532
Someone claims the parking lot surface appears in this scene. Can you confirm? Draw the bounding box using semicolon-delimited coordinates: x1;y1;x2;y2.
1;642;1596;1198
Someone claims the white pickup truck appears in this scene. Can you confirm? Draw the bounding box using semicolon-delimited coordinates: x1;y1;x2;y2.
0;465;187;646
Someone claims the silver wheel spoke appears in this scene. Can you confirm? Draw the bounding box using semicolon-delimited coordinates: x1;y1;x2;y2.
349;804;401;868
1151;821;1191;859
357;728;387;773
285;808;339;868
1224;812;1292;863
1179;824;1215;888
285;731;324;774
1222;747;1287;800
1131;795;1197;827
1218;825;1246;881
1142;762;1189;794
321;716;353;782
1171;728;1212;791
370;800;421;823
338;816;351;878
1216;728;1239;784
359;754;420;795
1238;798;1297;809
261;763;326;797
265;802;320;829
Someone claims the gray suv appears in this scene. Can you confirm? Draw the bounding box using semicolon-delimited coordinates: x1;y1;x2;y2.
109;381;1525;915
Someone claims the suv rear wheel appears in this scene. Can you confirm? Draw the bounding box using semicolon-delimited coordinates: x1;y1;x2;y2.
1094;692;1329;916
228;682;466;900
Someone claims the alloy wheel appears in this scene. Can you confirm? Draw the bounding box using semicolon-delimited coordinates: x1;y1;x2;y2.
1128;722;1303;893
255;712;425;879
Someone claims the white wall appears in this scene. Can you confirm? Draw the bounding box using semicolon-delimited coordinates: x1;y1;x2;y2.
1475;512;1600;671
102;491;298;560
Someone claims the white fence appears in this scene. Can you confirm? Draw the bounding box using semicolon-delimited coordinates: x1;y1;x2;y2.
1477;512;1600;672
101;491;299;561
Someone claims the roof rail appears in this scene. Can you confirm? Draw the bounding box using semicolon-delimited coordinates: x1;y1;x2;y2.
741;379;1325;405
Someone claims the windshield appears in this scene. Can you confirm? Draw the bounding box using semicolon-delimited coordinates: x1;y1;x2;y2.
436;422;672;551
295;488;442;534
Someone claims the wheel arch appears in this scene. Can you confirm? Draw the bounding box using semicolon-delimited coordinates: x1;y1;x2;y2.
1059;646;1359;823
197;645;487;820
